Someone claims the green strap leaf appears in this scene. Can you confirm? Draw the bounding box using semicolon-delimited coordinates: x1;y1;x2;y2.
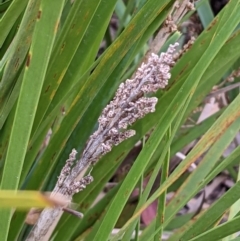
0;0;64;239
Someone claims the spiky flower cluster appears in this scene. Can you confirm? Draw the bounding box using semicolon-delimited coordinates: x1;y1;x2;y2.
57;149;77;188
68;174;94;195
82;43;179;164
173;37;195;61
57;43;179;192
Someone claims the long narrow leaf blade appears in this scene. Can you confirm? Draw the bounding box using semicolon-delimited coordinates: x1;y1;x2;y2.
0;0;64;239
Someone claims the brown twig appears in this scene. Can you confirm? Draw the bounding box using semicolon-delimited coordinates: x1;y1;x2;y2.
143;0;194;63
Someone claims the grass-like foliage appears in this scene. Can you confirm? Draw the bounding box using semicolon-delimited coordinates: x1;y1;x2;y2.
0;0;240;240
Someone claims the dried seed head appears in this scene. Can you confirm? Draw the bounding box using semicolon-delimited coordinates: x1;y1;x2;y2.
57;149;77;188
59;43;178;195
68;175;94;195
88;43;178;160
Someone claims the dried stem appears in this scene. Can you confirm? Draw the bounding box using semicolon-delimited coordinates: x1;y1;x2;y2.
143;0;194;62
